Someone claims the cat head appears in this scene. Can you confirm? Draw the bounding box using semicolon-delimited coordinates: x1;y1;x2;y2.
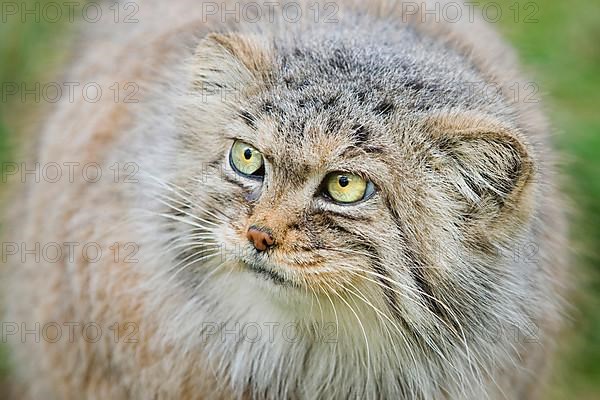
141;27;540;377
136;23;543;397
171;30;534;298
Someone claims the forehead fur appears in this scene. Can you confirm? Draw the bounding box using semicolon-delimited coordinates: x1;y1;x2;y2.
187;21;529;210
208;26;515;166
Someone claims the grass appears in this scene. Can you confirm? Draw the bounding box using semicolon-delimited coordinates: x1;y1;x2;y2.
1;0;599;397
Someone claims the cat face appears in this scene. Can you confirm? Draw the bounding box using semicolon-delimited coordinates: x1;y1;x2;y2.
170;32;535;336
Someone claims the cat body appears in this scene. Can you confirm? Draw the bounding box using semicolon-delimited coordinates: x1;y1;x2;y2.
3;1;568;399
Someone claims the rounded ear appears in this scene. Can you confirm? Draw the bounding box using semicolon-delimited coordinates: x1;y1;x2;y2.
191;33;273;95
425;112;535;228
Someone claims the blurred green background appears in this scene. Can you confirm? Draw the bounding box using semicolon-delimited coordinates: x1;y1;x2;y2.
0;0;599;398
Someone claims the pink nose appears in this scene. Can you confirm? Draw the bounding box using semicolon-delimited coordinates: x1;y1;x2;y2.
246;226;275;251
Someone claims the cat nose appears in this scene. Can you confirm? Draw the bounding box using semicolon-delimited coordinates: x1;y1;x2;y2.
246;226;275;252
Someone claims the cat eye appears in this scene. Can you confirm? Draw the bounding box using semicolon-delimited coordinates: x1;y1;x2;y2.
230;140;265;178
322;172;374;204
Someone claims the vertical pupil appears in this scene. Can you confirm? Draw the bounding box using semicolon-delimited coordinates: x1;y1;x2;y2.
338;176;349;187
243;148;252;160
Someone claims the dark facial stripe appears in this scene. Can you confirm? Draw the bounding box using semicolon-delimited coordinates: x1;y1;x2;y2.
369;249;405;321
372;100;395;117
328;48;350;72
352;124;369;145
320;213;413;329
403;79;424;92
360;144;385;154
323;95;339;110
385;202;455;327
361;243;418;336
239;110;257;129
206;191;245;219
318;209;373;223
348;124;385;154
355;90;367;104
167;199;192;218
325;116;343;134
201;158;223;181
402;246;448;320
222;173;246;189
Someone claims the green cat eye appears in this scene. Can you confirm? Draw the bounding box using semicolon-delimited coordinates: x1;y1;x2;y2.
323;172;373;204
230;140;264;178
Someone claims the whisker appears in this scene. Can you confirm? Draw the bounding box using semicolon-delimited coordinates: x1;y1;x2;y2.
343;281;421;375
167;248;221;283
322;280;371;389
